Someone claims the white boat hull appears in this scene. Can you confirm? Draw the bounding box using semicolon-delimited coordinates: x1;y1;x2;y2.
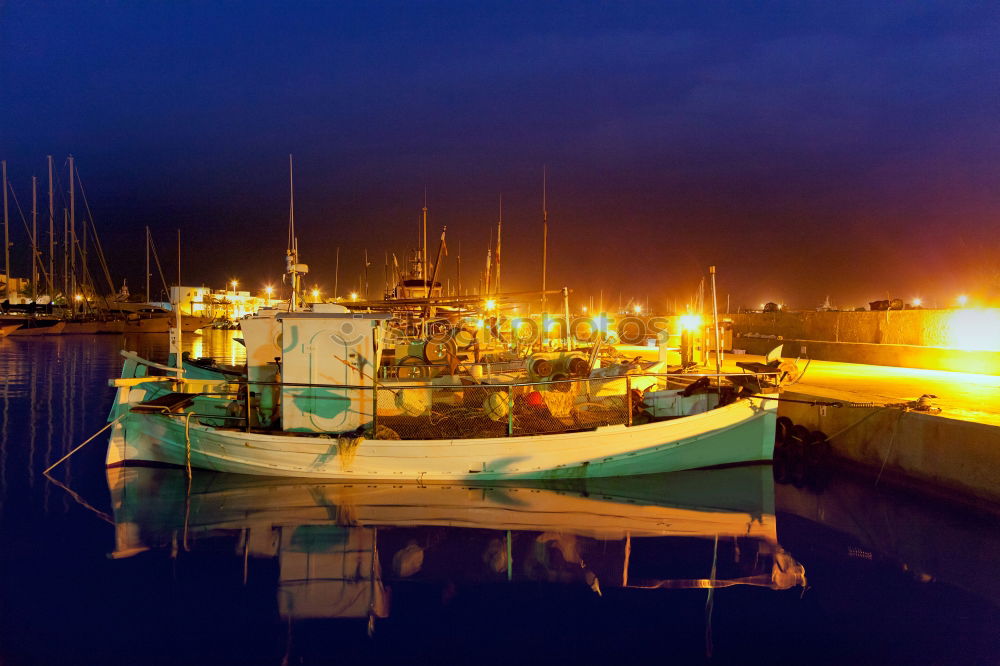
107;392;776;481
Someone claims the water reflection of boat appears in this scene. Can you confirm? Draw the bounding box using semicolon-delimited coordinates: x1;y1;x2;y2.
108;464;804;627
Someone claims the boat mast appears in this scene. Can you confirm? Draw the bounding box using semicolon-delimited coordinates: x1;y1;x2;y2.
31;176;37;302
422;191;428;297
456;241;462;296
334;246;339;299
80;166;87;300
174;229;183;376
145;226;150;303
286;154;301;312
484;236;492;298
2;160;8;302
495;192;502;295
69;155;76;310
47;156;54;298
709;265;722;379
541;166;548;312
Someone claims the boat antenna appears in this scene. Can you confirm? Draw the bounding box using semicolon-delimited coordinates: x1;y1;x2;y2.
541;166;548;312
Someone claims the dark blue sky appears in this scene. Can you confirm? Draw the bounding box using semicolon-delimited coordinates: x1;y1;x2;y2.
2;1;999;309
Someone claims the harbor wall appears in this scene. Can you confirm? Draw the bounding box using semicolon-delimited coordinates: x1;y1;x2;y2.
730;310;1000;374
778;391;1000;507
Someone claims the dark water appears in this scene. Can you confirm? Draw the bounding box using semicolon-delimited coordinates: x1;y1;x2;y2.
1;333;998;665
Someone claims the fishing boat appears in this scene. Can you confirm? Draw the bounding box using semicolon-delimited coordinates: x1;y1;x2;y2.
106;305;779;480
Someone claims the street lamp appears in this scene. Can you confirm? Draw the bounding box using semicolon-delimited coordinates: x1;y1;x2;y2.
265;285;273;306
350;292;358;302
957;294;968;307
311;288;320;302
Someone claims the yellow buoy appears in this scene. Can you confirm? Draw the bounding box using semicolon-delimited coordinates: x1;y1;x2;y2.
483;391;510;422
395;389;430;417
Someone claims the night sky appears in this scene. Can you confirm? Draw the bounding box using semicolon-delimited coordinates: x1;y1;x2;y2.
2;1;999;310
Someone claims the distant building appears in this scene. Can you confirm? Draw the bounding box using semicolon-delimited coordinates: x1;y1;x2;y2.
169;285;281;319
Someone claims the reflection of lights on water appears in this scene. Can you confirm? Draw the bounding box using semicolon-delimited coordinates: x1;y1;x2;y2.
192;337;204;359
947;309;1000;351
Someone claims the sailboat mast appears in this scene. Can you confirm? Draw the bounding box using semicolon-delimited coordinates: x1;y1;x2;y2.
69;155;76;308
334;246;339;299
31;176;37;302
495;193;502;295
2;160;8;302
175;229;183;375
542;166;548;312
456;241;462;296
484;236;492;297
47;156;54;297
62;209;68;298
145;226;151;302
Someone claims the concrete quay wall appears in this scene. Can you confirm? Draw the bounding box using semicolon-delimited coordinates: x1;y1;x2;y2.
730;310;1000;373
778;391;1000;507
734;336;1000;374
730;310;990;346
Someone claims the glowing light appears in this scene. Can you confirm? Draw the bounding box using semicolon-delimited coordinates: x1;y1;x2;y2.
946;309;1000;351
633;304;642;314
231;279;238;290
477;319;485;329
581;306;588;313
350;292;358;302
760;303;766;310
484;299;496;311
74;294;83;302
264;285;273;296
679;314;702;331
957;294;968;307
311;288;320;300
912;297;922;307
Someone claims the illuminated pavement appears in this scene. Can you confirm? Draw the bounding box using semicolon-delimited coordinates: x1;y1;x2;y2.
720;353;1000;427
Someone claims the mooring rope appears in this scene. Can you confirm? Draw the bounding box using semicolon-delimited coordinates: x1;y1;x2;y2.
42;414;126;475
